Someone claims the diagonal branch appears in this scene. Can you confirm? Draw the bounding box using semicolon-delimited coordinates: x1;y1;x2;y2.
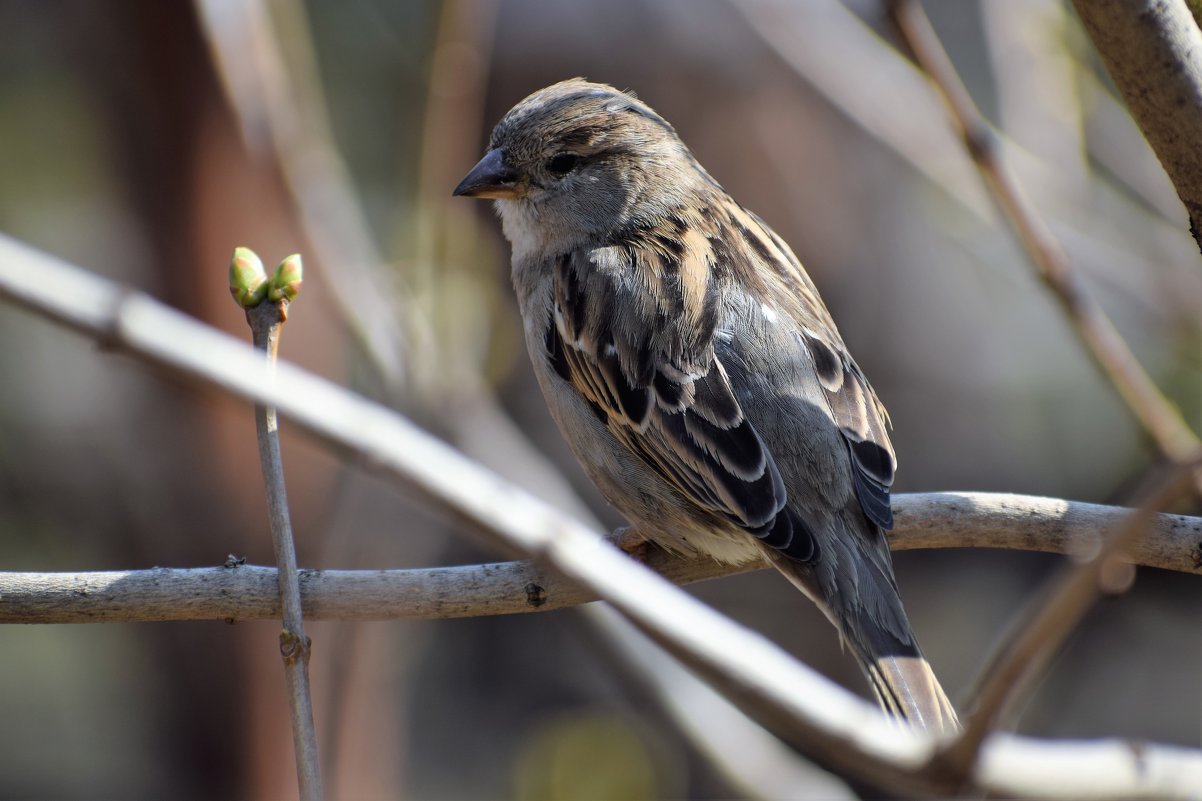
887;0;1202;476
0;235;931;792
2;234;1201;798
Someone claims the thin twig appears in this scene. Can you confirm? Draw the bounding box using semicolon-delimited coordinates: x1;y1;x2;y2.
887;0;1202;477
239;260;323;801
0;492;1199;625
4;235;1202;798
938;456;1202;781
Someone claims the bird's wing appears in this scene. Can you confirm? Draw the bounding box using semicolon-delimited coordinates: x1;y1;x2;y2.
798;327;896;529
737;207;898;530
543;243;813;559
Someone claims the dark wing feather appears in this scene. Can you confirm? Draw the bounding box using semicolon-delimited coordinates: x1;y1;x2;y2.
547;245;813;557
733;206;898;531
800;328;895;529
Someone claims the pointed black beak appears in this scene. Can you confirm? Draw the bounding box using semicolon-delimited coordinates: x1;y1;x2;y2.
452;148;521;199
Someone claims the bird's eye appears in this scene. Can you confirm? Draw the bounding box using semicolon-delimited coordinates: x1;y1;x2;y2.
546;153;581;176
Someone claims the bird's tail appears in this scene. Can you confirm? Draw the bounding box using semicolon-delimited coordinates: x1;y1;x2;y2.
863;651;959;735
760;544;960;735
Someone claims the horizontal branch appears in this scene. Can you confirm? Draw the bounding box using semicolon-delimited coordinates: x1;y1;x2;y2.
1;492;1198;625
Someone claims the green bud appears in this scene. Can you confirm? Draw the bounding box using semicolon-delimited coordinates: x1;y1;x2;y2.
268;253;303;302
229;247;268;308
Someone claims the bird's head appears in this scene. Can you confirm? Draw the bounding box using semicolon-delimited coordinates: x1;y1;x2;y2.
454;78;703;254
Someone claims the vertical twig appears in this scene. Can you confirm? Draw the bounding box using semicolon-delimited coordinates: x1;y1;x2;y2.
887;0;1202;482
232;249;323;800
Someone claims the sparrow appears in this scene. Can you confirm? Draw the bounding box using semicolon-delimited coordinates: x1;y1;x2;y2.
454;78;958;734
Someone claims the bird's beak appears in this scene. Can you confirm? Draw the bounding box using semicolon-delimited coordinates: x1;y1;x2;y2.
452;148;522;199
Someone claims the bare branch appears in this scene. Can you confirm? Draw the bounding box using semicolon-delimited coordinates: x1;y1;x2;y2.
2;235;1201;798
891;492;1202;575
0;492;1198;625
1071;0;1202;255
975;737;1202;800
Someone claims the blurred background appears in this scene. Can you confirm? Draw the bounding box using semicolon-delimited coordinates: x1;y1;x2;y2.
1;0;1200;798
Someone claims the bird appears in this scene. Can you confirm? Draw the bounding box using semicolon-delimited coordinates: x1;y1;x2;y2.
453;78;958;734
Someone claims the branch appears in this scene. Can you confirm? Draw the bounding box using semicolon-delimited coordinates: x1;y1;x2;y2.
233;250;322;801
1070;0;1202;255
2;235;1201;798
888;0;1202;474
0;492;1198;624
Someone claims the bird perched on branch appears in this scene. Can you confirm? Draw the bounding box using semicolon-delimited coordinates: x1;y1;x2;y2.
454;78;958;733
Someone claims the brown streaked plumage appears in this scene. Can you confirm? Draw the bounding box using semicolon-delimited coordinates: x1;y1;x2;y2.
454;78;958;733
